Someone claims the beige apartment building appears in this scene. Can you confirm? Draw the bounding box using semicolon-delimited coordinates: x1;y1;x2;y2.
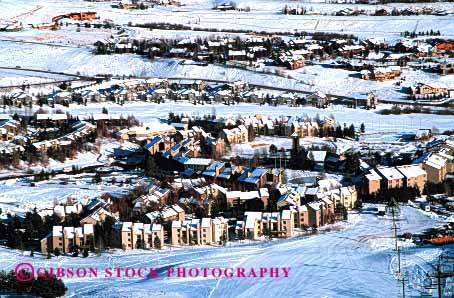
365;169;382;195
375;166;404;189
219;125;248;145
242;210;294;240
395;165;427;193
171;217;229;246
423;153;449;184
40;224;94;254
113;222;164;250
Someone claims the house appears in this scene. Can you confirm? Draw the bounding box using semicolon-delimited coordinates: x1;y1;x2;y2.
183;158;213;172
133;185;171;210
410;82;449;100
202;161;226;179
433;42;454;55
228;50;247;61
53;204;83;219
0;119;21;141
366;93;378;108
40;224;94;254
8;90;36;106
362;66;401;81
307;91;330;108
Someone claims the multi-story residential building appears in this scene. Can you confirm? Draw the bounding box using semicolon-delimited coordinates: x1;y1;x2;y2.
40;224;94;254
238;167;269;190
339;186;358;210
423;153;449;184
307;202;322;228
292;120;319;138
200;218;212;244
219;125;248;145
365;169;382;195
171;217;229;246
375;166;405;189
171;218;200;246
211;217;229;244
242;210;294;240
112;222;164;250
395;165;427;193
244;211;264;239
292;204;309;228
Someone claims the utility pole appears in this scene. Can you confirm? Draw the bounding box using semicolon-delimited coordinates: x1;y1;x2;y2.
426;252;454;298
427;252;454;298
389;198;405;298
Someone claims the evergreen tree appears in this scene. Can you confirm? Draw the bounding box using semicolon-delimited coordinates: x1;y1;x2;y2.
360;123;365;133
154;236;161;249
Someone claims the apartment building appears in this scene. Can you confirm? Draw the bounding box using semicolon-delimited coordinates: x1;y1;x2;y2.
40;224;94;254
219;125;248;145
423;153;449;184
375;166;405;189
242;210;294;240
395;165;427;193
171;217;228;246
365;169;382;195
112;222;164;250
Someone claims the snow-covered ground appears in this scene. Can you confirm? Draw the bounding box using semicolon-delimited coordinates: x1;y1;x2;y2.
2;0;454;38
51;101;454;134
0;205;449;297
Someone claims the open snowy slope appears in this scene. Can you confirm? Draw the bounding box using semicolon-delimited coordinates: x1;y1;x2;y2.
0;205;447;298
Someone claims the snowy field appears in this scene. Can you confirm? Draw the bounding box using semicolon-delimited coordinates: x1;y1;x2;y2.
0;205;450;298
53;101;454;134
0;172;141;214
2;0;454;39
1;0;454;102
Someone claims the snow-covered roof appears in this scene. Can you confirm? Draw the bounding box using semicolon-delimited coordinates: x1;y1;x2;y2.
376;166;404;180
396;165;426;179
